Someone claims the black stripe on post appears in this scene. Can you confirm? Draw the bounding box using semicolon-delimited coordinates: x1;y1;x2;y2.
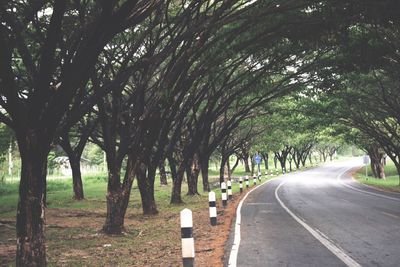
183;258;195;267
209;191;217;226
181;227;193;238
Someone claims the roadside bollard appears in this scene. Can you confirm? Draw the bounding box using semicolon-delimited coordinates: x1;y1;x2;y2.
227;180;232;200
253;175;257;185
258;171;262;181
239;177;243;193
181;208;195;267
209;192;217;226
221;182;227;208
245;175;249;188
276;169;279;175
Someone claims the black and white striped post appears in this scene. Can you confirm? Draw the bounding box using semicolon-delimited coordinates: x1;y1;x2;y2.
245;175;249;188
221;182;227;208
239;177;243;193
258;171;262;181
253;175;257;185
227;180;232;200
208;192;217;226
180;208;195;267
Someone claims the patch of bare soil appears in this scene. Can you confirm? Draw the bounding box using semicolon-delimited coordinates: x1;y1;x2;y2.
195;194;244;267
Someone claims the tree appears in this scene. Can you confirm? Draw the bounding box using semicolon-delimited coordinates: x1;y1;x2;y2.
0;1;162;264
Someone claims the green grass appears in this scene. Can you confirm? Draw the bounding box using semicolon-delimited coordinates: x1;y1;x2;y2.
355;161;400;192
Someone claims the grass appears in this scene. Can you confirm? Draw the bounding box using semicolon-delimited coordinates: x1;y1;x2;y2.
0;159;321;266
355;161;400;193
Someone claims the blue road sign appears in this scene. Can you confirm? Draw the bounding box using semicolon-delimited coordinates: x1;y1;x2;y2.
254;154;262;164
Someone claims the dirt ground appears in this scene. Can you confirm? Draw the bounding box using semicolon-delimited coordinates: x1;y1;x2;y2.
0;194;243;266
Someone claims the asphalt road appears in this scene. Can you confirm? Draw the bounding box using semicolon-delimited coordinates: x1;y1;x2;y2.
228;159;400;267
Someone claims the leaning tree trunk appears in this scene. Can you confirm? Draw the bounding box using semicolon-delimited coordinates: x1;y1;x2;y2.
137;161;158;214
171;164;185;204
219;156;228;184
69;155;84;200
16;132;50;266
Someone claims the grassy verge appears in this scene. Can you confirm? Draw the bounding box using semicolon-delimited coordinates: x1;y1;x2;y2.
355;161;400;193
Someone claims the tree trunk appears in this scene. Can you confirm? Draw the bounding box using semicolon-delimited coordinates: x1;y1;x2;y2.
273;156;277;169
243;155;251;172
230;156;240;174
102;187;129;234
137;161;158;214
261;152;269;171
219;156;228;184
368;146;385;179
199;155;210;192
16;132;49;266
187;154;200;195
171;165;185;204
159;160;168;186
70;156;84;200
102;156;136;234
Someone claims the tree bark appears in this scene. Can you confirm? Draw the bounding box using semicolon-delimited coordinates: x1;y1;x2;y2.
69;156;84;200
137;161;158;215
261;152;269;171
159;160;168;186
16;131;49;266
199;155;210;192
171;164;185;204
367;145;385;179
187;154;200;195
219;156;228;184
243;155;251;172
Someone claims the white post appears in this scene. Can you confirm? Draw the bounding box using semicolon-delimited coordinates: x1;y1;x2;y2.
227;180;232;200
181;209;195;267
258;171;261;181
221;182;227;208
245;175;249;188
239;177;243;193
209;192;217;226
253;175;257;185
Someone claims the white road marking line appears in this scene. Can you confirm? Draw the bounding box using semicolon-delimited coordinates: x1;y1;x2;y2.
336;167;400;202
228;178;278;267
244;202;274;205
381;211;400;219
275;179;361;267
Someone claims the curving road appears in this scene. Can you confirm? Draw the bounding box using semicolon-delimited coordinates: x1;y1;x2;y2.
228;159;400;267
